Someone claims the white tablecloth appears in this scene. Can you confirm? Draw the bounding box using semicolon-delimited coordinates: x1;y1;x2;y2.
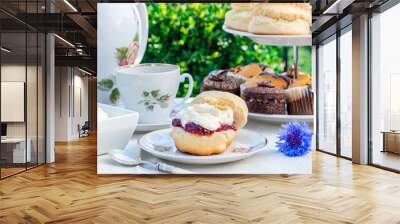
97;119;313;174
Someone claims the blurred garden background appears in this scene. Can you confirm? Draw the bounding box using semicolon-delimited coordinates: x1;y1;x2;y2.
142;3;312;96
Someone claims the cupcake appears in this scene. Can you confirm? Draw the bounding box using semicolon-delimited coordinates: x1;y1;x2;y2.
286;86;313;115
171;91;248;156
241;80;286;114
201;70;245;96
232;63;273;79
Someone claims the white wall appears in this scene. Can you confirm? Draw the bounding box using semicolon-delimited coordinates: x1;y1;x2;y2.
1;65;40;138
54;67;89;141
1;64;46;164
71;73;89;138
55;66;69;141
1;65;26;138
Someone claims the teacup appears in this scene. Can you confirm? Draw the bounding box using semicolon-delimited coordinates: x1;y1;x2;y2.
116;63;193;124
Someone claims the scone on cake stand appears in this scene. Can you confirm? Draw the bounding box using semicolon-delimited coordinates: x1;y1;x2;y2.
223;3;311;46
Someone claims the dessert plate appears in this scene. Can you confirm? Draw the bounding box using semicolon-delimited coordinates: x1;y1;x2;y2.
248;112;314;124
136;122;171;133
138;128;268;165
223;25;311;46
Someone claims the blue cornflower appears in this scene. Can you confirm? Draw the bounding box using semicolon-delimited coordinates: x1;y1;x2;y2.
276;121;313;157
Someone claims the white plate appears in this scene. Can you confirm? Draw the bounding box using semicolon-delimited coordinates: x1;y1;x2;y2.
223;25;311;46
248;112;313;124
136;122;171;133
138;128;268;165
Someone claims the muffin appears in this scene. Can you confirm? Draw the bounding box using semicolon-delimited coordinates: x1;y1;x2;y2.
231;63;274;79
201;70;245;96
171;91;248;156
286;86;313;115
241;80;286;114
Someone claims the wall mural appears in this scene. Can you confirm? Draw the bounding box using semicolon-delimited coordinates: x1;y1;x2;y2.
97;3;314;174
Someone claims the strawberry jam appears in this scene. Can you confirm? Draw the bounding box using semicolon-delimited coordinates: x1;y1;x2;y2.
172;119;236;136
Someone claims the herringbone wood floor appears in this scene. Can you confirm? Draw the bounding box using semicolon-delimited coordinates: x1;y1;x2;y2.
1;135;400;224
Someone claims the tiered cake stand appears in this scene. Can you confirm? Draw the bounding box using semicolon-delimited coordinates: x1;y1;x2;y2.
223;25;313;124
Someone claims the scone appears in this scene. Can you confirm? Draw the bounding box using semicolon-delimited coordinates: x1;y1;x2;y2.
231;3;257;10
201;70;245;96
224;3;258;32
248;3;311;35
171;91;248;156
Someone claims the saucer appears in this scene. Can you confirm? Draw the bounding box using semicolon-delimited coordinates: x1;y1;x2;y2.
138;128;268;165
136;121;171;133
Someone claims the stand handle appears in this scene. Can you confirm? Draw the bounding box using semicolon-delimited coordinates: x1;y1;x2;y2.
293;46;299;79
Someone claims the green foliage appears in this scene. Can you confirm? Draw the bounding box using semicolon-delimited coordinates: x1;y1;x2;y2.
142;3;311;97
288;47;312;74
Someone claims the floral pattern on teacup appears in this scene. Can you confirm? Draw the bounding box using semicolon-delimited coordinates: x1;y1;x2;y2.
116;34;140;67
98;76;120;104
138;90;171;111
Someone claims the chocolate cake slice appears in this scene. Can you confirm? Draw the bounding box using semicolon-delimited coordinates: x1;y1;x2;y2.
201;70;245;96
241;81;286;114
